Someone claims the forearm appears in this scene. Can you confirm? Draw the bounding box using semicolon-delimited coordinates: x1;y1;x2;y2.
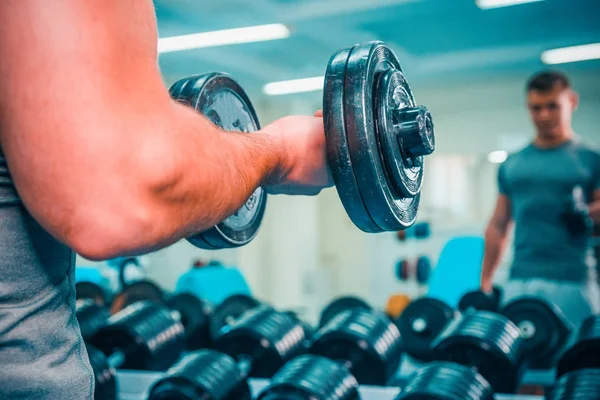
589;199;600;223
481;224;509;286
72;100;282;259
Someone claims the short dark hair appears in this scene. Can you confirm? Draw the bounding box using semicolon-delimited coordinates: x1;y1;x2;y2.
526;70;571;93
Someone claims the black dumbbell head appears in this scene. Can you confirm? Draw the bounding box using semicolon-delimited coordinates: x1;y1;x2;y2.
214;305;308;378
547;368;600;400
311;308;402;386
90;301;185;371
501;296;573;369
85;343;117;400
319;295;372;328
432;311;527;394
257;355;359;400
397;297;455;362
76;299;110;342
395;361;494;400
557;315;600;378
167;293;213;350
209;294;261;341
148;350;252;400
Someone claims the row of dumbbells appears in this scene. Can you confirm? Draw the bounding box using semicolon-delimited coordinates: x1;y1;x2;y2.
386;290;600;399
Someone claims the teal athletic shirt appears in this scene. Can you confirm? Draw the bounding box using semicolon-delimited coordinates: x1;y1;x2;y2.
0;148;94;399
498;138;600;283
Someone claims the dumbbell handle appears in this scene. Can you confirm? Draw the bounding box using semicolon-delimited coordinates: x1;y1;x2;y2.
391;106;435;159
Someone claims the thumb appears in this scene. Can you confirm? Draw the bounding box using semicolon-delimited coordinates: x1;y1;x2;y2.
314;109;323;118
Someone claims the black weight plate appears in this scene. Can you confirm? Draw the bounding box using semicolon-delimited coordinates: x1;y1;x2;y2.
501;296;570;369
256;354;359;400
76;299;110;341
76;281;108;306
209;294;260;341
432;311;527;394
311;308;403;386
397;297;455;362
557;315;600;378
376;68;425;198
91;301;186;371
458;291;498;313
395;361;494;400
167;293;213;350
111;280;165;314
343;41;421;231
319;295;372;328
547;368;600;400
169;73;267;249
324;46;381;233
148;350;252;400
86;343;117;400
214;306;307;378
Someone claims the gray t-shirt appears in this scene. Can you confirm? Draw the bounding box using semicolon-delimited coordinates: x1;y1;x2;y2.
498;138;600;283
0;149;94;399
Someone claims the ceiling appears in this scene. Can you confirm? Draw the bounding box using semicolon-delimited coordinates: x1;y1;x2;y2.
154;0;600;96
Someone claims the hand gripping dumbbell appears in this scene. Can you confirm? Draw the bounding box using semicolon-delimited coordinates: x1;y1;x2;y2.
86;295;212;400
168;41;435;250
253;307;403;399
147;305;310;399
500;296;573;369
396;297;456;362
397;310;527;399
458;285;503;313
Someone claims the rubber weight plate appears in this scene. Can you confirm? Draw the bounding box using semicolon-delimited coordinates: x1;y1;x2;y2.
168;73;267;249
556;315;600;378
210;294;261;341
110;280;165;314
324;41;435;232
256;355;359;400
501;296;572;369
432;311;527;394
547;368;600;400
311;308;403;386
319;295;372;328
76;281;108;306
395;361;494;400
397;297;455;362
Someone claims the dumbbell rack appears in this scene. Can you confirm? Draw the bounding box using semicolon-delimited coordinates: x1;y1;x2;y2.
115;370;544;400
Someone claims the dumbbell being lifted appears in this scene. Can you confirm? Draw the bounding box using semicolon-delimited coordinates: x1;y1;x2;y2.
147;306;310;399
169;41;435;250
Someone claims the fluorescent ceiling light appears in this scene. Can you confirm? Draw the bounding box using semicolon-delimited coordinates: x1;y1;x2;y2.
476;0;544;9
158;24;290;54
263;76;325;96
541;43;600;65
488;150;508;164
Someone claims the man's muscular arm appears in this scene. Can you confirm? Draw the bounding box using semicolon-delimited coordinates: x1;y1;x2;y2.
0;1;308;260
481;195;513;292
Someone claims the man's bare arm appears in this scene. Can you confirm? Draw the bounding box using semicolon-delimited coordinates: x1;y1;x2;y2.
589;189;600;223
481;194;513;292
0;1;289;260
